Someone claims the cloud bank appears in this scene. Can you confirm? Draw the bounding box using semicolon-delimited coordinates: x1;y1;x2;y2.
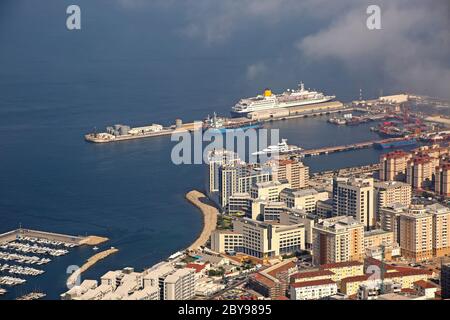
116;0;450;99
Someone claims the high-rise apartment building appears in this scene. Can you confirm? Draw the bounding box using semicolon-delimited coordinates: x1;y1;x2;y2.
379;150;411;181
406;156;434;190
206;149;241;196
427;203;450;257
399;205;433;262
271;159;309;189
435;163;450;197
332;177;375;230
374;181;411;222
312;216;365;265
218;163;271;210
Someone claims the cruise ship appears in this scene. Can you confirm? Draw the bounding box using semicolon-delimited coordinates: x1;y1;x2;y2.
231;82;335;117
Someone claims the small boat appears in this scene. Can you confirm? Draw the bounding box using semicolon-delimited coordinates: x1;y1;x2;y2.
92;246;99;251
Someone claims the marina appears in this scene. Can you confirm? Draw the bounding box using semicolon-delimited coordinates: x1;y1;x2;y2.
0;264;44;276
0;228;109;293
16;292;46;300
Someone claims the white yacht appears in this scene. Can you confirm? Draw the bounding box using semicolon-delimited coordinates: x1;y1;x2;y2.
252;139;302;155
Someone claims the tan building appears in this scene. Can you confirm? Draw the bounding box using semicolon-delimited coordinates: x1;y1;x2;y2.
271;159;309;189
279;208;315;249
399;205;433;262
406;156;434;190
212;218;305;258
427;204;450;257
435;163;450;197
340;269;432;296
280;188;329;213
319;261;365;282
379;150;411;182
312;216;365;265
332;177;375;230
381;203;450;261
250;180;290;202
364;229;394;249
210;230;243;254
374;181;411;222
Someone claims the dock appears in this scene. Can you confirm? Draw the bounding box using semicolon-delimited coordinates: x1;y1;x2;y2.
85;120;201;143
66;247;119;288
289;137;420;158
0;228;107;247
0;228;110;291
16;292;46;300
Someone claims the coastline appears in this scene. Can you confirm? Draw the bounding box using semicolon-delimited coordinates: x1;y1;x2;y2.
185;190;218;251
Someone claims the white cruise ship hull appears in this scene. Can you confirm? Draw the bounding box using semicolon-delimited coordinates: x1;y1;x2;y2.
231;97;334;118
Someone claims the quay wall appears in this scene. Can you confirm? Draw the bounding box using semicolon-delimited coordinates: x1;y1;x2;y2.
0;228;84;245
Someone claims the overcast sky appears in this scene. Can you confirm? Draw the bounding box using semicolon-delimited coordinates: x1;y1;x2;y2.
115;0;450;99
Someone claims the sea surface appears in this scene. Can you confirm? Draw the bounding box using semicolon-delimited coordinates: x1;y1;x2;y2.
0;0;405;299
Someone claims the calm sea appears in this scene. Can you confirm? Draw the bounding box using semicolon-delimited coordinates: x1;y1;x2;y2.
0;0;398;299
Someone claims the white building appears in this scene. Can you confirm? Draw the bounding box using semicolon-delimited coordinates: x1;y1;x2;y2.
290;279;337;300
164;268;196;300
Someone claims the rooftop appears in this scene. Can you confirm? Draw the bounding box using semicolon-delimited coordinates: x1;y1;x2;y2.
291;279;336;288
320;261;364;270
291;269;335;280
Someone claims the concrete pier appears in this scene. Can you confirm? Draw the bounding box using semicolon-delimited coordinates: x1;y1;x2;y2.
66;247;119;288
0;228;108;246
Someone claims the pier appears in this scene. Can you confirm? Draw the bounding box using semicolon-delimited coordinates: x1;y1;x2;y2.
301;140;375;157
66;247;119;288
289;137;420;158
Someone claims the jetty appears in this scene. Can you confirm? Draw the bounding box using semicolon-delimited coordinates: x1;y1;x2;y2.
185;190;218;251
66;247;119;288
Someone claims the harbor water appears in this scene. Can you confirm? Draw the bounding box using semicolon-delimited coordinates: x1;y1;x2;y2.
0;0;405;299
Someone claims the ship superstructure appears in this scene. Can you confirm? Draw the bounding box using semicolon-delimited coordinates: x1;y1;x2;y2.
231;82;335;117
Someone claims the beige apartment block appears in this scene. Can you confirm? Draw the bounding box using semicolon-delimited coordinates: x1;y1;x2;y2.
270;159;309;189
399;205;433;262
220;218;306;259
374;181;411;222
250;180;290;202
379;150;411;181
406;156;434;190
435;163;450;197
312;216;365;265
280;188;329;213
